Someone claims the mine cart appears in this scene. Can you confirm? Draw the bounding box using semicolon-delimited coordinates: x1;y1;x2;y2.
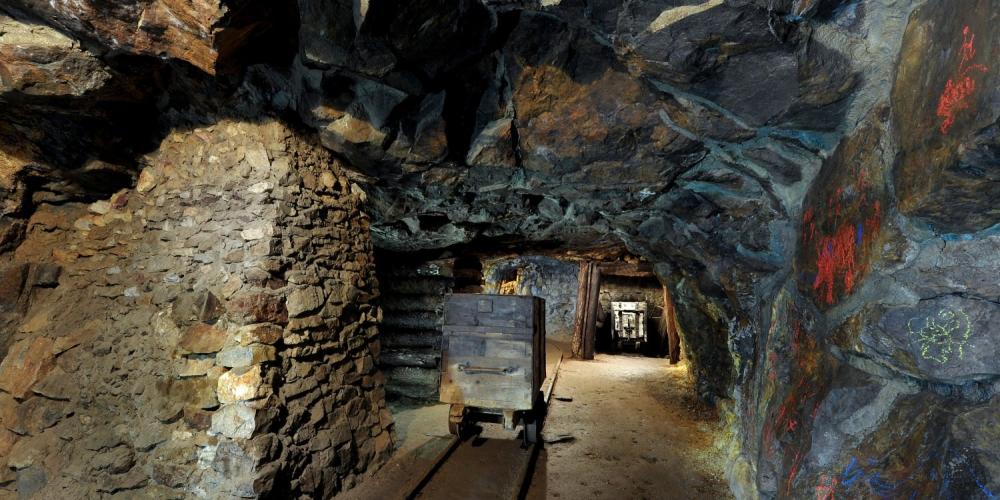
611;301;647;351
439;294;546;444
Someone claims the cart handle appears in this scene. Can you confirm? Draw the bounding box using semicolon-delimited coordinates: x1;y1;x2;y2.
457;363;515;375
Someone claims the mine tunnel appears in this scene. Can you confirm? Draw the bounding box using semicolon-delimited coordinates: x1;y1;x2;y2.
1;0;999;499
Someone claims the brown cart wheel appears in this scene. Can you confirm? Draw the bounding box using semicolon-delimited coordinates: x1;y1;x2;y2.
524;417;539;445
523;391;545;446
448;404;466;436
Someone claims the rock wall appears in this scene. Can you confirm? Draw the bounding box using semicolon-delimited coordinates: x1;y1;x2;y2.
597;277;663;315
0;121;392;498
722;3;1000;498
482;255;579;340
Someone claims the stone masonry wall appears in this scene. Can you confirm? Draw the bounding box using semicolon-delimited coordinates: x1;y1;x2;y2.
0;120;393;498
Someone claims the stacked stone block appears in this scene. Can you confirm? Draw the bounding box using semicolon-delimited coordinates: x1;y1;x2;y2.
0;120;393;498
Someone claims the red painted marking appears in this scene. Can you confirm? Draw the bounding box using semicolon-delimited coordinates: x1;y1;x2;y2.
937;26;989;135
812;222;858;305
786;418;799;432
786;451;804;495
815;474;839;500
802;208;816;244
776;404;790;430
864;200;882;246
856;168;868;192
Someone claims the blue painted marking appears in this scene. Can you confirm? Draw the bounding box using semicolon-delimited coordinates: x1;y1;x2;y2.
975;476;996;499
842;457;864;487
868;472;896;496
856;223;864;245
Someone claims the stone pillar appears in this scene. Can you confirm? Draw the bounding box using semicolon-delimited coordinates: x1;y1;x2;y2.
0;120;393;498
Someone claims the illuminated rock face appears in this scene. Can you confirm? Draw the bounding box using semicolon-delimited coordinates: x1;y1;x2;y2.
1;0;999;498
0;122;392;498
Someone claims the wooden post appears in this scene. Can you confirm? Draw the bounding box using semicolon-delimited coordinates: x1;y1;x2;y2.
582;264;600;360
572;262;590;358
662;286;681;364
572;262;601;360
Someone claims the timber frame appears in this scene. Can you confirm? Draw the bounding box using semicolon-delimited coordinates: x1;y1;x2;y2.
571;260;681;363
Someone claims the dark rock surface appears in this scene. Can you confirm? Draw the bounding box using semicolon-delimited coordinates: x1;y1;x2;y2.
1;0;1000;498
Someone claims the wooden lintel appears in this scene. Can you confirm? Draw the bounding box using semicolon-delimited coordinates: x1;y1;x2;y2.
597;262;655;278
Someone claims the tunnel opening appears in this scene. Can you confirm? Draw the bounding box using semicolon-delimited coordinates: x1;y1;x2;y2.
593;272;670;358
360;235;733;498
373;244;695;403
366;238;730;497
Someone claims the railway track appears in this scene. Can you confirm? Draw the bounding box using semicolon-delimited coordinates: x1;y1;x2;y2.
340;352;562;500
405;432;540;500
403;353;561;500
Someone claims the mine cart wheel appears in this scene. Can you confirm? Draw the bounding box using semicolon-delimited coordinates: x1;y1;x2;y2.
522;392;545;445
448;404;467;436
523;417;539;445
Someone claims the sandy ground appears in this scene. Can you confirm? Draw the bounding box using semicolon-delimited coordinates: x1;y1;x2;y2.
339;347;731;499
337;341;566;499
526;354;732;500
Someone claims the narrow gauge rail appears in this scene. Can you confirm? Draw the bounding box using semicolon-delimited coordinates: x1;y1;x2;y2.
400;353;562;500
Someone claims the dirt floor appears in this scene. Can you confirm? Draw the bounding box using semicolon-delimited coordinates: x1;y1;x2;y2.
336;341;566;499
337;347;732;499
525;354;732;500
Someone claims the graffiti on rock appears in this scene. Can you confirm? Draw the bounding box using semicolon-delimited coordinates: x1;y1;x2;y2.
815;473;839;500
801;176;882;306
936;26;988;135
759;315;830;497
815;457;898;499
907;309;972;364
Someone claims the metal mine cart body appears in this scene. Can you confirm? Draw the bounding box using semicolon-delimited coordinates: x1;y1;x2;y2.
612;301;647;351
439;294;546;444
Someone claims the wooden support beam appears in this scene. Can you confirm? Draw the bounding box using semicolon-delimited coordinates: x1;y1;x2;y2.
663;286;681;364
572;261;601;360
583;263;600;360
597;262;655;278
572;262;590;358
